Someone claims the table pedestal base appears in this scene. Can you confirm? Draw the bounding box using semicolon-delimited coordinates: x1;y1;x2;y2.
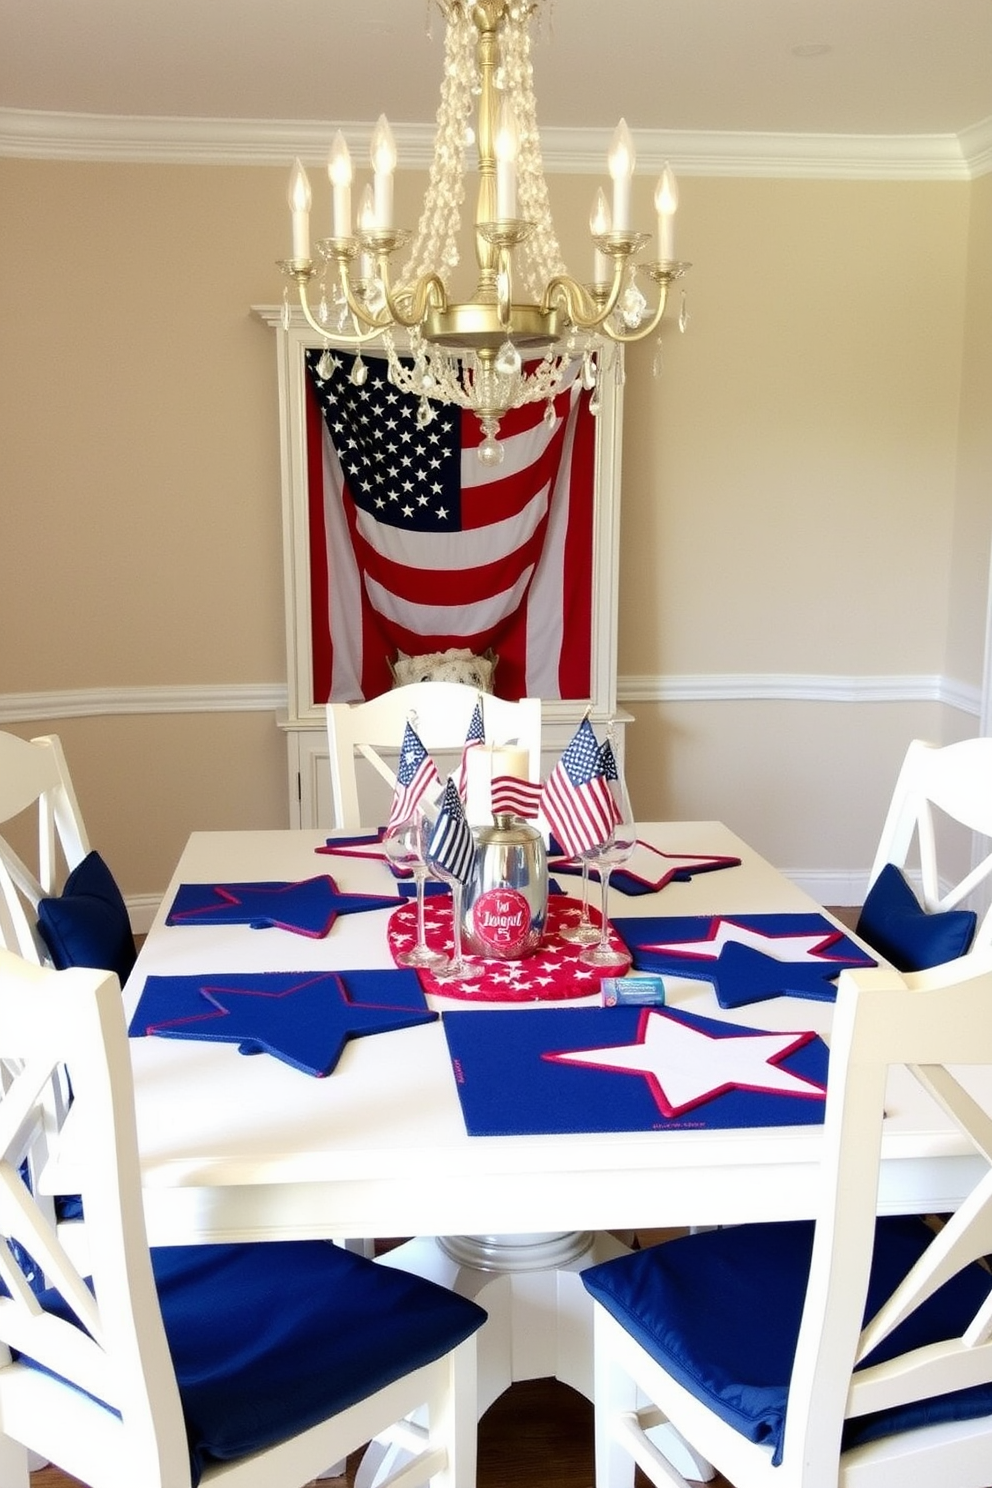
349;1230;715;1488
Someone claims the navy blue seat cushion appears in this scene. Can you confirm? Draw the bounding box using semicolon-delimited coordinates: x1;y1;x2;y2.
856;864;976;972
37;850;137;984
34;1240;486;1485
582;1216;992;1466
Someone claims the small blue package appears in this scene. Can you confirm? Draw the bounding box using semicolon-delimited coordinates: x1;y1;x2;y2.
600;974;667;1007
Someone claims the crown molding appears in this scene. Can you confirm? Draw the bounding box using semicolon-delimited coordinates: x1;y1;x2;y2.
1;107;988;181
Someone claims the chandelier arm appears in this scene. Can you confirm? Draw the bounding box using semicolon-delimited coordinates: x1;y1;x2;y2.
601;284;671;345
541;270;623;331
379;269;449;329
294;281;385;347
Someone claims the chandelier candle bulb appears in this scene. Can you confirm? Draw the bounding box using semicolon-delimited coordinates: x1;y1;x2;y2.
465;743;530;825
495;99;519;220
590;188;611;282
288;158;311;261
608;119;635;231
655;162;678;263
328;131;353;239
371;114;396;229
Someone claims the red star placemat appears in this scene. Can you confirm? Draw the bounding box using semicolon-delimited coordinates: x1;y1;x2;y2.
386;894;629;1001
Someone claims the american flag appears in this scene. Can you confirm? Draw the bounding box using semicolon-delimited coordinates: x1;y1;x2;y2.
490;774;544;820
541;719;622;859
304;350;595;703
599;737;620;781
386;721;441;832
455;699;485;803
427;778;477;885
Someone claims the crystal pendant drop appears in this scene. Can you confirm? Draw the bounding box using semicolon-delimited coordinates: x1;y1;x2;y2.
478;435;505;467
581;351;598;391
679;290;690;334
317;290;330;325
543;399;557;428
495;340;522;378
364;279;387;315
416;398;434;429
620;281;647;329
317;348;338;379
350;355;368;387
477;419;505;467
280;288;291;331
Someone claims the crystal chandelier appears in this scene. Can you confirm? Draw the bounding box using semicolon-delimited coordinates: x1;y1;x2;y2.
278;0;689;465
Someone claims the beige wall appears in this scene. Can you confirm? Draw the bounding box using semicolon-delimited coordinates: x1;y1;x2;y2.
0;156;987;905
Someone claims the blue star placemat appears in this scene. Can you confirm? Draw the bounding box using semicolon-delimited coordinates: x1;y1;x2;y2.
129;968;435;1077
547;841;742;896
612;912;876;1006
165;875;404;937
442;1005;828;1135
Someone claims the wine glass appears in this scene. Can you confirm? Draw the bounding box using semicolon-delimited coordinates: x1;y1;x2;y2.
558;856;600;945
424;840;484;986
578;767;637;969
382;807;446;970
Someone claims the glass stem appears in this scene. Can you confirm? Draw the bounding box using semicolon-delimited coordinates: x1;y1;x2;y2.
597;865;612;954
450;881;465;966
579;859;591;924
414;867;429;950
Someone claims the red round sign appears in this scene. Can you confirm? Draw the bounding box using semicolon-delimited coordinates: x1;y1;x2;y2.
469;887;532;956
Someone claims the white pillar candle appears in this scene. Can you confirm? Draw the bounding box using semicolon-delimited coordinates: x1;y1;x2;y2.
608;119;635;232
465;744;530;824
287;157;312;261
590;187;611;283
328;131;353;238
370;114;396;230
654;162;678;263
495;100;518;221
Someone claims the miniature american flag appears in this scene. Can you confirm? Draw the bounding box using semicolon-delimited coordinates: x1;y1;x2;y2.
387;721;441;831
541;719;621;859
455;699;485;803
427;778;477;885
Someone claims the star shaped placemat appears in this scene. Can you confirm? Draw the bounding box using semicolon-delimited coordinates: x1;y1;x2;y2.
129;968;435;1077
387;894;629;1001
612;912;876;1006
547;841;742;897
442;1005;828;1135
165;875;404;937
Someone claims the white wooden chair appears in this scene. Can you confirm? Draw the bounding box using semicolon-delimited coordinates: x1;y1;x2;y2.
853;738;992;970
326;682;543;829
582;951;992;1488
0;732;90;964
0;948;486;1488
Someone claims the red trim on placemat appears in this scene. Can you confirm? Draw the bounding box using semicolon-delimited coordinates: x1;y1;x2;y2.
386;894;629;1002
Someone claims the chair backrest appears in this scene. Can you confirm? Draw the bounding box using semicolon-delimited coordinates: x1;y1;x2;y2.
0;950;190;1483
0;733;91;963
326;682;543;829
783;952;992;1476
868;737;992;947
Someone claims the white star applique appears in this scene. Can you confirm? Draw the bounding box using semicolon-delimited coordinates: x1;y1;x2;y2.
545;1010;824;1117
641;917;849;964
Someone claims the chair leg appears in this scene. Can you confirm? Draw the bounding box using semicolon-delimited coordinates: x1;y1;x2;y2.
0;1435;30;1488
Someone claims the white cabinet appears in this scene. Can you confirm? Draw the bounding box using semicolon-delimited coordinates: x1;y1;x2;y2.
255;307;629;829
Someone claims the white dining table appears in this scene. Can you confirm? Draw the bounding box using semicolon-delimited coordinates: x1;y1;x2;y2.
68;822;991;1412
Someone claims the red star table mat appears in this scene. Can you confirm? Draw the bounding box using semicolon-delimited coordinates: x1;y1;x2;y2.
387;894;629;1001
442;1005;828;1134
